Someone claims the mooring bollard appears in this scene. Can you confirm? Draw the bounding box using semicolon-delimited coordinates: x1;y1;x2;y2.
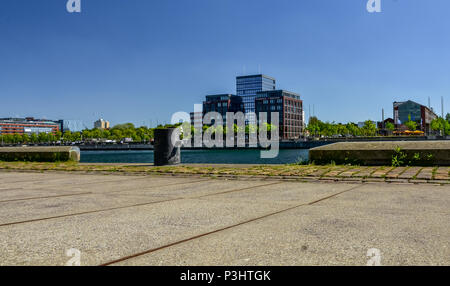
153;128;181;166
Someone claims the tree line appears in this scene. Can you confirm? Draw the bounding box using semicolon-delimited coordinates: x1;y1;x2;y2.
0;123;156;145
1;114;449;145
306;117;378;137
306;114;450;137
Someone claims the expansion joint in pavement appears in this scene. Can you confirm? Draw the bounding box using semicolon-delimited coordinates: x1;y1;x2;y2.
99;183;364;266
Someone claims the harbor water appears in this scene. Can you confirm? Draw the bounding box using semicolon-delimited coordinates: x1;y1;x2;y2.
80;149;309;164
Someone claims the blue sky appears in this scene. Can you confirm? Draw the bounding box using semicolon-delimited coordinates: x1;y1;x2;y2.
0;0;449;128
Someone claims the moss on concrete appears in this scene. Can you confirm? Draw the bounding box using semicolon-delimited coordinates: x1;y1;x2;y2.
0;147;80;162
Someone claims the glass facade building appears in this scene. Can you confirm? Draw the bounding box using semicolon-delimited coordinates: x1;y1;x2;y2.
58;119;85;133
236;75;276;124
393;100;437;133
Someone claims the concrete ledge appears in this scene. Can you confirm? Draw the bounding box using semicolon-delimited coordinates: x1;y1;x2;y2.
309;141;450;166
0;146;80;162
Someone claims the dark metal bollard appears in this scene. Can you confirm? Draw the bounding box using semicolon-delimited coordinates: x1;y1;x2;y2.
153;128;181;166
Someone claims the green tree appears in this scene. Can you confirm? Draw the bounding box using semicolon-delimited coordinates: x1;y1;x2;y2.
4;134;14;144
385;122;395;131
112;129;123;141
30;133;38;144
82;130;92;140
404;114;418;131
346;123;360;136
307;116;322;137
63;131;72;142
13;134;23;144
55;131;62;141
48;134;56;143
431;117;450;135
22;134;30;144
361;120;377;136
38;132;48;143
71;132;82;142
92;128;102;139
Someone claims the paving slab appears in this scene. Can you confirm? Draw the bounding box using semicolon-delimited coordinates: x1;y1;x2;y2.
434;167;450;180
370;167;394;178
416;167;434;180
353;166;379;178
385;167;408;179
398;167;422;179
0;171;448;266
115;184;450;266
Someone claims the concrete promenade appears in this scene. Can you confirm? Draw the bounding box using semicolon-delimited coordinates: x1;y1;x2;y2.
0;170;448;266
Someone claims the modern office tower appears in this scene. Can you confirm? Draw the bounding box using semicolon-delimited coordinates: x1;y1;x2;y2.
255;90;304;140
58;119;85;133
94;118;110;130
393;100;438;134
236;74;276;124
0;117;60;135
202;94;244;126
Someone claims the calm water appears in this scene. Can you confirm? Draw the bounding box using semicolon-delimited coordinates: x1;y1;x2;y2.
80;149;309;164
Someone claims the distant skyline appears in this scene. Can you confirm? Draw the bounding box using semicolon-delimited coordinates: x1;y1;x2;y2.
1;0;449;128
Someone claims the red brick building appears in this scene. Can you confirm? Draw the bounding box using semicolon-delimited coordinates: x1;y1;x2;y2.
255;90;304;140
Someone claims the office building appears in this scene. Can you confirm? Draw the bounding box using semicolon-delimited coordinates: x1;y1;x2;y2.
0;117;60;135
255;90;304;140
202;94;244;126
94;119;110;130
393;100;437;133
192;73;305;138
190;112;203;127
236;74;276;124
58;119;85;133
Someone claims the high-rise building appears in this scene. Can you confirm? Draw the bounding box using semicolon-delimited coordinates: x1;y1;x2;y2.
255;90;304;140
94;119;110;130
193;73;304;139
236;74;276;124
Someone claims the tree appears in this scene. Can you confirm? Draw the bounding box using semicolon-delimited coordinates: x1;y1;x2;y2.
4;134;13;144
82;130;92;140
63;131;72;142
112;129;123;141
404;114;418;131
38;132;48;143
446;113;450;123
346;123;360;136
385;122;395;131
71;132;82;142
13;134;23;144
48;134;56;143
55;131;62;141
307;116;322;137
431;117;450;135
30;133;38;144
361;120;377;136
92;128;102;139
22;134;30;144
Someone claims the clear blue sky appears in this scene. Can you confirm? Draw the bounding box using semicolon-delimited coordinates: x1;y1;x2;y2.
1;0;449;128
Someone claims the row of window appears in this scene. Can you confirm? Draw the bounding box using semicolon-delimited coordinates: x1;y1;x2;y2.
285;113;302;120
